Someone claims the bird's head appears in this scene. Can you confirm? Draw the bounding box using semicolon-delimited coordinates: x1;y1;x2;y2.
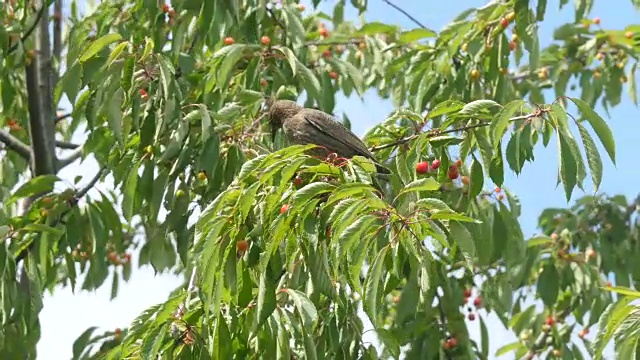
266;99;301;142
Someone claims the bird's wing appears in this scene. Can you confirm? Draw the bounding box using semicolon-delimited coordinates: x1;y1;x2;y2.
301;109;375;159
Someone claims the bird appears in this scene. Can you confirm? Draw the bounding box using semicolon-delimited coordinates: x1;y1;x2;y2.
267;99;391;174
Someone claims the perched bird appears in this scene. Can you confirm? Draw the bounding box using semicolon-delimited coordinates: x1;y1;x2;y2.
267;99;391;174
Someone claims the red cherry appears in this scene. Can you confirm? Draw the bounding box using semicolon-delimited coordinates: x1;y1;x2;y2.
329;71;338;79
545;316;555;326
293;176;303;187
593;17;600;25
473;297;482;307
223;37;235;45
322;49;332;58
455;159;463;167
415;161;429;174
237;240;249;252
509;41;516;51
447;165;459;180
446;337;458;348
500;18;509;28
431;159;441;170
280;204;290;214
495;187;501;193
463;288;472;298
319;28;329;38
468;313;476;321
260;36;271;45
162;4;169;13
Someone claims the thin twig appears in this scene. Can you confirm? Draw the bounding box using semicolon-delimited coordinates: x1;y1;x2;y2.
15;167;107;263
7;5;46;54
54;113;71;123
55;141;80;149
369;112;539;152
57;145;84;169
381;0;429;29
0;130;31;160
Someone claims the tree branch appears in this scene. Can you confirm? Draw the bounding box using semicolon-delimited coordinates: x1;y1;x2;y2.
381;0;429;30
0;130;32;160
54;112;71;123
56;145;83;169
52;0;63;87
55;140;80;149
25;1;58;176
16;167;107;263
7;4;46;54
369;111;543;152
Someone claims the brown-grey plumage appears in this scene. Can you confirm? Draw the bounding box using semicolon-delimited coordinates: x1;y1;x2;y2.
268;100;391;174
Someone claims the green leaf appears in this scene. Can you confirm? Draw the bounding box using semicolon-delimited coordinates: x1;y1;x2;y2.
363;245;390;327
106;41;129;67
606;286;640;298
495;341;524;357
398;28;437;43
629;62;637;105
491;99;526;149
284;289;318;331
537;262;559;307
427;100;465;120
569;97;616;164
107;87;124;146
72;327;98;358
275;46;297;76
255;272;277;331
293;182;336;206
79;33;122;63
22;224;64;236
576;121;603;192
526;235;553;248
9;175;60;204
459;99;501;115
469;157;484;198
355;22;397;36
449;221;475;257
398;178;441;196
557;131;578;202
216;44;249;89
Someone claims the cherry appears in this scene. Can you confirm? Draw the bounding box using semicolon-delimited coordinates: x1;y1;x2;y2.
500;18;510;28
468;313;476;321
329;71;338;79
463;288;472;298
223;37;235;45
280;204;290;214
260;36;271;45
545;316;555;326
431;159;441;170
447;165;459;180
415;161;429;174
473;297;482;307
237;240;249;252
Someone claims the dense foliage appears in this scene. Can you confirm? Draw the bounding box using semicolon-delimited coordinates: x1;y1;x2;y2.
1;0;640;359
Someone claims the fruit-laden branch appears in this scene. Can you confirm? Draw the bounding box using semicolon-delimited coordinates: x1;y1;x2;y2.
7;4;46;54
369;110;547;152
15;167;107;263
25;1;58;176
0;130;31;160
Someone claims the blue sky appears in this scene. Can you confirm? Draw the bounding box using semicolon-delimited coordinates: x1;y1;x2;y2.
37;1;638;358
